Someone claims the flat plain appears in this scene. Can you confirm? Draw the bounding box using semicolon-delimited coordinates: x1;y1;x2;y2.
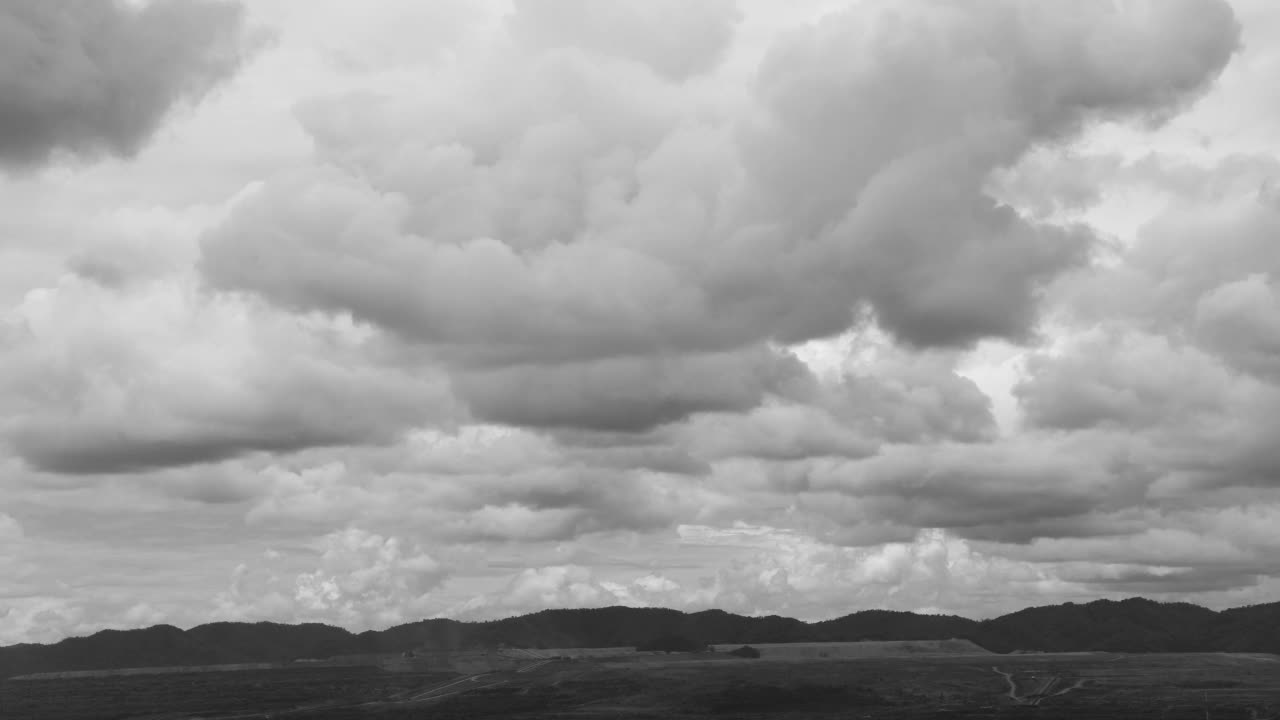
3;651;1278;719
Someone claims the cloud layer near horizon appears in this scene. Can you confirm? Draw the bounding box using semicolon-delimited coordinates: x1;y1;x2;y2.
5;0;1280;645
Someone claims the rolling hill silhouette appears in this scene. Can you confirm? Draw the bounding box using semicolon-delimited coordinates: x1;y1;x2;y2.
2;598;1277;679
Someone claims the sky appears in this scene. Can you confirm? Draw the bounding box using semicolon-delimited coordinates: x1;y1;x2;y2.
2;0;1280;646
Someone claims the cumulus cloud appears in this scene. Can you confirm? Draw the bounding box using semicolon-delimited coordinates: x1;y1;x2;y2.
244;447;715;545
1016;328;1241;431
992;500;1280;596
1061;179;1280;331
0;0;257;169
506;0;742;81
0;580;200;646
1193;273;1280;380
739;0;1238;347
0;598;92;645
793;433;1139;545
454;345;806;433
681;403;879;463
253;0;495;74
0;512;21;542
449;565;634;619
0;277;458;474
678;348;995;462
215;528;449;630
198;0;1240;446
5;0;1276;643
450;526;1077;621
1017;161;1280;496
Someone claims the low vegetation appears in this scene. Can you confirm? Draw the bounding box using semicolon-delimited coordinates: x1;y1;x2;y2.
6;650;1279;719
4;598;1280;680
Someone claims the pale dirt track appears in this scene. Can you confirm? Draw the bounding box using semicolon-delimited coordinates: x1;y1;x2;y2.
190;658;559;719
991;666;1086;706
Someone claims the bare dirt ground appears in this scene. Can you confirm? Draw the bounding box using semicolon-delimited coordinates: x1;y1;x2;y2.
4;651;1279;719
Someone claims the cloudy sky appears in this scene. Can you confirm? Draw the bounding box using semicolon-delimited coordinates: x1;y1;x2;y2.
3;0;1280;645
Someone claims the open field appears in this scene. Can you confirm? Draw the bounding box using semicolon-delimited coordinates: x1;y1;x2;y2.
0;665;454;720
708;639;990;659
3;651;1278;719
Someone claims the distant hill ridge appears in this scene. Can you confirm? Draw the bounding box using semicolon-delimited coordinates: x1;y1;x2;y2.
2;598;1278;680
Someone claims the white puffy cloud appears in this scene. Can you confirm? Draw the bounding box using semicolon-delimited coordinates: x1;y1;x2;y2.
0;275;459;474
449;565;634;619
214;528;449;630
1016;327;1241;431
1059;179;1280;331
1193;273;1280;380
1015;161;1280;497
450;526;1075;621
506;0;741;81
679;348;995;461
0;598;91;645
249;0;496;74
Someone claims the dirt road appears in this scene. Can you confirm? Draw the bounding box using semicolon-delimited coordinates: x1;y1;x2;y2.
991;666;1086;706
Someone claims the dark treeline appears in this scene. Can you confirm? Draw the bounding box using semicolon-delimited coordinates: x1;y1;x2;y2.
2;598;1278;679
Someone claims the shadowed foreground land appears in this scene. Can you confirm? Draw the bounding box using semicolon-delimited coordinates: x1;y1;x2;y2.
7;600;1280;682
3;651;1279;720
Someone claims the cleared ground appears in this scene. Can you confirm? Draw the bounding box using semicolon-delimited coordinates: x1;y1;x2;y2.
708;639;990;659
3;650;1279;719
0;665;451;720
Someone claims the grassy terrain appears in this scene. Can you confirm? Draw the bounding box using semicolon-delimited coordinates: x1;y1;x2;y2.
3;652;1278;719
0;665;452;720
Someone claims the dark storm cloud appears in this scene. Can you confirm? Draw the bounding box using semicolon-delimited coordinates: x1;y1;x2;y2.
0;0;255;169
742;0;1239;348
12;423;358;476
452;346;808;433
956;514;1149;546
199;0;1243;419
